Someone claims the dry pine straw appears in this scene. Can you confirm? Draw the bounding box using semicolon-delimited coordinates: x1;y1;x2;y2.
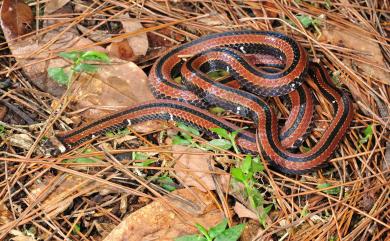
0;1;389;241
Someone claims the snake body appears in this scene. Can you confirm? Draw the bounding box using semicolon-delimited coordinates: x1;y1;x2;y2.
55;30;353;174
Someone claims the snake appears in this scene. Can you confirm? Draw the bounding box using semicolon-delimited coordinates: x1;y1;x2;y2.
54;30;354;174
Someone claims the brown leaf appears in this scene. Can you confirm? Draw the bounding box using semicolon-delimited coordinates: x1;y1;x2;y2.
197;13;229;26
28;173;116;218
173;145;230;192
321;26;390;105
0;0;33;38
0;105;7;120
0;202;13;226
71;60;155;120
233;201;258;220
44;0;71;14
77;24;112;43
106;39;135;61
103;188;224;241
119;16;148;56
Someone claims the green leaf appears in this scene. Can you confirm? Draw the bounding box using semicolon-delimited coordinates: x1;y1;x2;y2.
157;176;177;192
259;204;272;227
316;183;341;195
209;219;228;239
174;76;182;84
80;51;110;63
72;224;81;235
175;235;207;241
296;15;314;28
178;122;200;136
209;106;225;115
207;70;229;80
324;0;332;9
0;124;5;134
134;159;155;167
210;127;230;140
300;204;309;218
195;224;209;238
359;125;373;144
132;152;149;160
73;63;98;73
231;168;245;183
63;157;97;164
207;139;232;150
363;125;373;137
48;67;70;85
251;189;264;208
59;51;81;61
251;158;264;174
241;155;252;175
214;224;245;241
172;136;192;146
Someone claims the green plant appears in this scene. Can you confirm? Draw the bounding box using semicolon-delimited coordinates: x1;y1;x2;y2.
316;183;341;195
231;155;272;227
175;219;245;241
105;127;131;138
287;14;322;35
156;174;177;192
209;127;244;154
132;152;156;167
48;51;110;86
172;122;201;146
358;124;373;147
0;124;5;137
62;148;99;163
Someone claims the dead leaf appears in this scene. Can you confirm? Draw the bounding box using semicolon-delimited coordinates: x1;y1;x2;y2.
0;202;13;226
44;0;71;14
0;0;33;38
107;39;135;61
233;201;258;220
9;230;36;241
198;13;229;26
77;24;113;43
119;16;148;56
103;188;224;241
131;120;167;133
0;105;7;120
173;145;230;192
147;28;184;49
240;220;262;241
9;133;34;150
321;26;390;105
71;60;155;120
28;173;117;218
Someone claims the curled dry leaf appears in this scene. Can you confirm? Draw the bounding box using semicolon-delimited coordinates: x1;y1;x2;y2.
0;0;33;38
103;188;224;241
173;145;230;192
